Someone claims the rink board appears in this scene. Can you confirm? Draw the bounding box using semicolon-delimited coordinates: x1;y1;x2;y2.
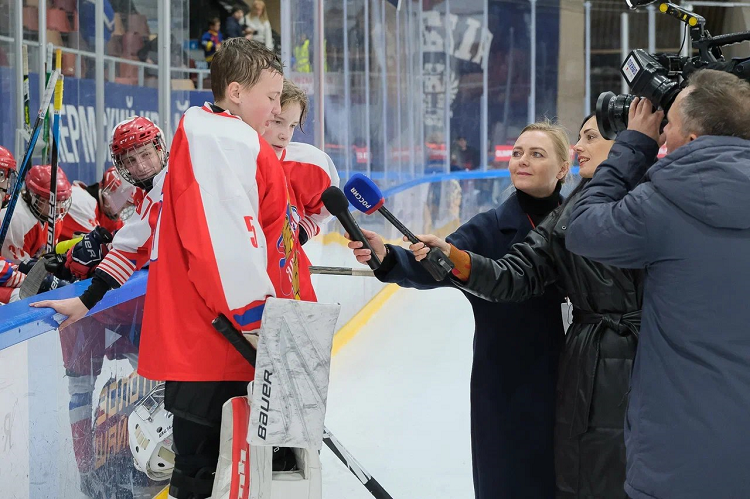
0;171;540;498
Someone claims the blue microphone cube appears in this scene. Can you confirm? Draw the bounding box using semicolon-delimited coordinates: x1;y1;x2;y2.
344;173;385;215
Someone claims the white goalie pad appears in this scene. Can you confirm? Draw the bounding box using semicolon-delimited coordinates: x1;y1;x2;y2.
249;298;340;450
211;395;323;499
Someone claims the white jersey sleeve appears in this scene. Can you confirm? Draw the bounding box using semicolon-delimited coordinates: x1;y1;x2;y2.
282;142;340;238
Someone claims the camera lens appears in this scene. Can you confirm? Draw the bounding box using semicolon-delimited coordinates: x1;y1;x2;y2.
596;91;635;140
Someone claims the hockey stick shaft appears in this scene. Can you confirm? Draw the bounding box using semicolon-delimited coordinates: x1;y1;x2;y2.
22;45;30;134
309;265;376;277
45;52;63;254
42;45;54;163
322;431;394;499
0;71;60;248
211;314;394;499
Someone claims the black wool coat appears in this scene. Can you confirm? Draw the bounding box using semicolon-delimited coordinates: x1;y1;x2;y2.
375;192;565;499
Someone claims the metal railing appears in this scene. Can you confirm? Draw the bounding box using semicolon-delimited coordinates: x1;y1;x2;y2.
0;34;211;90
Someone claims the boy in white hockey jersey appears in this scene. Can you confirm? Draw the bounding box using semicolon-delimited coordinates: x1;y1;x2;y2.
0;164;73;263
32;116;166;325
262;79;339;302
136;38;302;499
31;116;167;496
264;79;339;245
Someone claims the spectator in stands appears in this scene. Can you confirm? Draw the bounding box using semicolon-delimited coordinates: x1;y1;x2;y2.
224;5;246;40
293;32;311;73
201;17;223;66
453;136;480;170
80;0;115;48
244;0;273;51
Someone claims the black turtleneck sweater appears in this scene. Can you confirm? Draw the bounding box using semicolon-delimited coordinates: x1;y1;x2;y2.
515;182;562;226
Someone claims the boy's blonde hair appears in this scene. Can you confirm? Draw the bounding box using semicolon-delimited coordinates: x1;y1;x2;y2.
280;79;309;131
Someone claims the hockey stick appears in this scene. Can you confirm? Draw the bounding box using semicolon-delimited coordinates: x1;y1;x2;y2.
22;45;31;135
19;257;50;299
0;70;60;248
42;44;54;163
309;265;376;277
212;314;395;499
45;51;64;254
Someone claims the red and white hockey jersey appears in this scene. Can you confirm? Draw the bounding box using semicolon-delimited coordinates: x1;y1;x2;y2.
279;142;339;303
0;200;63;263
93;179;154;288
59;182;124;241
281;142;339;240
138;104;303;382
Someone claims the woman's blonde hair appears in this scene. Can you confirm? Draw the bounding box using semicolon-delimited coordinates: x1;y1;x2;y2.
251;0;269;22
519;120;571;165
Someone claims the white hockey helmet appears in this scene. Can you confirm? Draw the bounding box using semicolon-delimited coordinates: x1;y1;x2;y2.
128;383;176;481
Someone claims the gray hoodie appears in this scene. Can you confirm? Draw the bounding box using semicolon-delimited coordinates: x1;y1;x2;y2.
566;131;750;499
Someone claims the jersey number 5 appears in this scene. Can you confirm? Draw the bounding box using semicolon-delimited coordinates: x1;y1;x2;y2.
245;216;259;248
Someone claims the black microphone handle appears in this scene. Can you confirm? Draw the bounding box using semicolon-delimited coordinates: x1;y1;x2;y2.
377;206;421;244
337;210;382;270
375;205;454;281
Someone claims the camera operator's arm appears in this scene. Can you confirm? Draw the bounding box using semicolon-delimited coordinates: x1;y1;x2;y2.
566;98;662;268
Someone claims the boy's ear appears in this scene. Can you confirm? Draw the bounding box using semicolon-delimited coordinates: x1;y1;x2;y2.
226;82;242;105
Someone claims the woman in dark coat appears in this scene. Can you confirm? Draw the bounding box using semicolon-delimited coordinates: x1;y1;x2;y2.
348;122;572;498
407;115;649;498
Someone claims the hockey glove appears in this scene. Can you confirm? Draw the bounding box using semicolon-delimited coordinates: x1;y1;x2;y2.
18;259;38;275
38;274;71;294
66;226;114;280
43;253;74;281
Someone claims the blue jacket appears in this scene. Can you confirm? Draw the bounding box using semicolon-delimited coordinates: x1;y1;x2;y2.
566;131;750;499
377;192;564;498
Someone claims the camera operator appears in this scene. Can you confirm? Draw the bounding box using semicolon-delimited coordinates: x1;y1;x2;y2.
566;69;750;499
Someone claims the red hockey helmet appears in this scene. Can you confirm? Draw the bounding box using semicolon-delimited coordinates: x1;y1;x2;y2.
100;166;136;220
0;146;16;174
0;146;17;198
24;164;73;222
110;116;167;189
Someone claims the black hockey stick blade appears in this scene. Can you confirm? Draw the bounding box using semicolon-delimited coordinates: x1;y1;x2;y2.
19;258;49;299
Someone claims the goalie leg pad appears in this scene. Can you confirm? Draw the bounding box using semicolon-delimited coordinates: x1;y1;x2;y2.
212;395;322;499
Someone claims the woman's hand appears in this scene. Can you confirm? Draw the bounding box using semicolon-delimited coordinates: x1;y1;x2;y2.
346;229;387;264
30;297;89;330
408;234;450;262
